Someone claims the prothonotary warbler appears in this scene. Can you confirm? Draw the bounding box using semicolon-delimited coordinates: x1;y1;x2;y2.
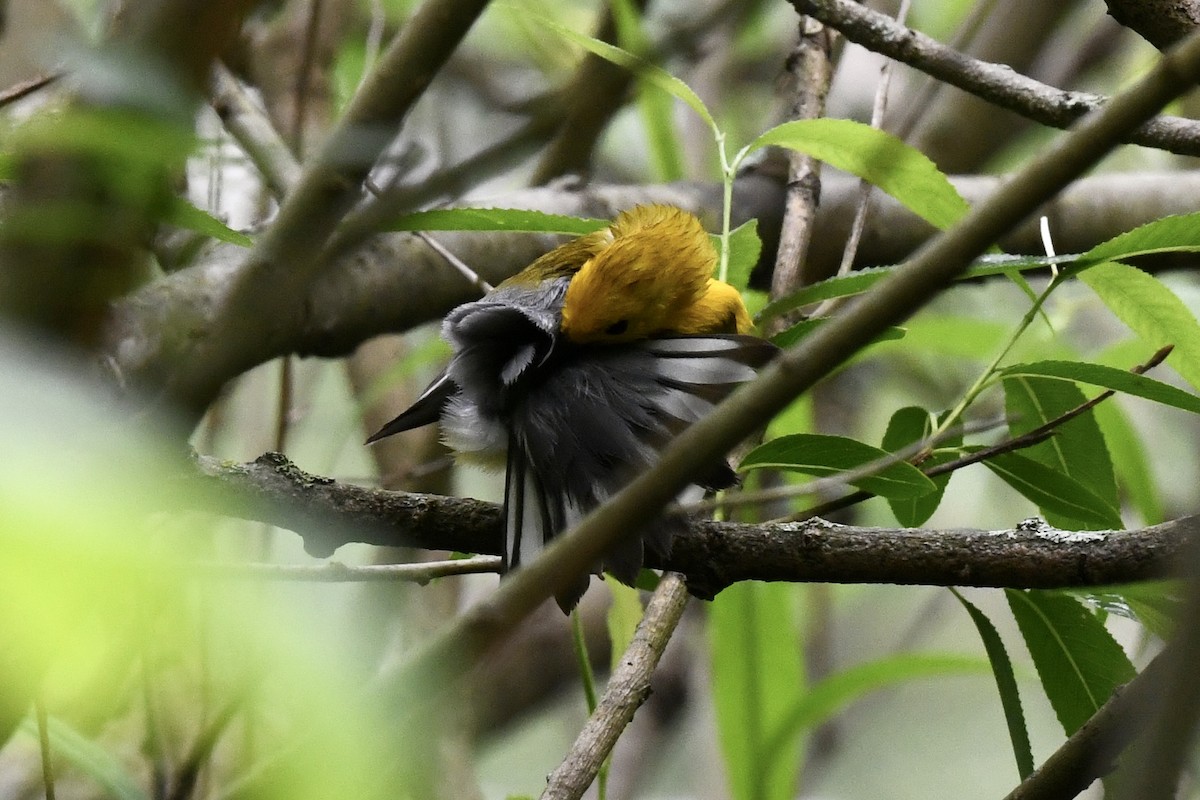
368;204;777;611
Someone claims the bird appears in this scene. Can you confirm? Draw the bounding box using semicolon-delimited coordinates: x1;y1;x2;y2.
367;204;777;610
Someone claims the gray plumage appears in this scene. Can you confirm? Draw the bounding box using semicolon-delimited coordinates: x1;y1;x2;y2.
369;281;777;611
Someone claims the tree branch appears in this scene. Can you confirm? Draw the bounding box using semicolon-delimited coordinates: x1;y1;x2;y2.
189;453;1192;599
790;0;1200;157
541;573;689;800
155;0;494;415
1002;648;1166;800
1104;0;1200;49
102;169;1200;395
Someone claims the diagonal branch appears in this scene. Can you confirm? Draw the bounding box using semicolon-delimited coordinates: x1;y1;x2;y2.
790;0;1200;157
155;0;495;415
540;573;690;800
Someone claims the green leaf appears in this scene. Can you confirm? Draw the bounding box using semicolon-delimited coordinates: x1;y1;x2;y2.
20;715;150;800
709;581;805;800
981;452;1124;529
517;4;716;131
746;119;968;230
1069;581;1181;641
951;590;1034;780
163;197;252;247
1002;376;1118;530
604;576;644;673
881;407;958;526
611;0;684;181
1092;401;1162;525
770;318;905;349
740;433;937;500
998;360;1200;415
1077;211;1200;266
762;652;991;770
721;219;761;290
387;207;607;235
1078;262;1200;393
1005;589;1135;736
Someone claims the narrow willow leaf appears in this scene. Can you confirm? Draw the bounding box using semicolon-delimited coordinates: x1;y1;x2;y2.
1077;211;1200;266
1069;581;1181;641
741;433;936;499
747;119;968;230
610;0;685;181
709;581;805;800
519;5;716;130
981;452;1124;529
164;198;252;247
1006;589;1135;736
951;590;1034;780
388;207;607;235
757;254;1068;324
762;652;991;770
20;715;150;800
881;407;958;526
999;360;1200;415
1002;376;1119;530
1078;262;1200;393
1094;404;1163;529
604;576;644;673
770;318;905;349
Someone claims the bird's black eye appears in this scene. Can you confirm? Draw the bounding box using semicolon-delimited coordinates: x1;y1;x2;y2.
605;319;629;336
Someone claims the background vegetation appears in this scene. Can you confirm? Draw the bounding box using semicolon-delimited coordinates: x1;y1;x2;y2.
2;0;1200;798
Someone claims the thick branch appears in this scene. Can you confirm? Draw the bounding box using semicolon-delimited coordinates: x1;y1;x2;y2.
103;169;1200;389
790;0;1200;157
1104;0;1200;49
190;453;1192;599
157;0;493;414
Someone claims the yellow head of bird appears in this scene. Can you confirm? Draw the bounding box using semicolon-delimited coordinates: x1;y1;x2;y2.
558;205;750;343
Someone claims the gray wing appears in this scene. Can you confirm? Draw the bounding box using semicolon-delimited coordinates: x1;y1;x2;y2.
508;334;777;591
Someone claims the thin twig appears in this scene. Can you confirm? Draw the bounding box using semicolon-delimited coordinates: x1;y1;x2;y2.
185;557;501;582
0;72;61;109
692;416;1005;514
415;231;494;295
769;15;836;306
541;574;689;800
210;64;302;198
290;0;325;154
329;115;560;255
788;345;1175;522
808;0;907;318
890;0;996;139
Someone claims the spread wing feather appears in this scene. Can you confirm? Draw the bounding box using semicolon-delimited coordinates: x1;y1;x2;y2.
508;334;777;593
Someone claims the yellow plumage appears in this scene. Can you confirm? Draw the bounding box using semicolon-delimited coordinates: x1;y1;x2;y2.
551;205;751;342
